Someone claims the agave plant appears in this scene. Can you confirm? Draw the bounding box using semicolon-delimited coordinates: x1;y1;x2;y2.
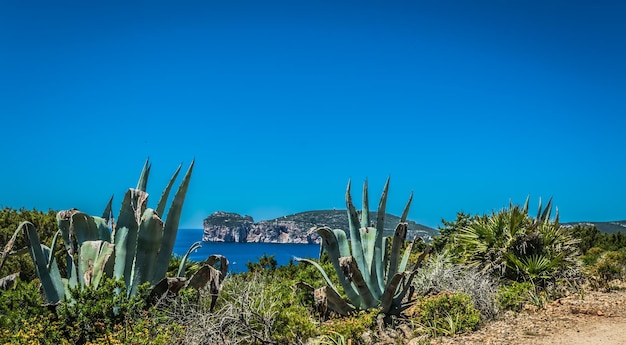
297;179;427;316
453;197;580;284
21;160;228;308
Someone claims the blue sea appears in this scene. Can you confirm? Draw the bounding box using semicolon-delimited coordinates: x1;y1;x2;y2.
173;229;321;273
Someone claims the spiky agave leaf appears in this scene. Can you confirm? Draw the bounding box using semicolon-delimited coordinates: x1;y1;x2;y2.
177;241;202;277
310;227;362;307
361;179;370;228
372;178;389;294
113;189;148;288
345;181;366;281
136;158;151;192
22;222;64;303
156;164;182;218
338;256;377;309
79;240;114;289
102;195;114;224
295;257;343;299
380;272;405;314
129;208;164;296
46;230;61;271
387;223;408;284
152;160;194;283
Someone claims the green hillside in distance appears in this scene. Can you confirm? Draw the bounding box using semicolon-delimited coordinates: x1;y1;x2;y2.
265;209;437;240
563;220;626;234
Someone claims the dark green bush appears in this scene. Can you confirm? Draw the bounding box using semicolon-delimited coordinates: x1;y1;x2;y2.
0;278;51;331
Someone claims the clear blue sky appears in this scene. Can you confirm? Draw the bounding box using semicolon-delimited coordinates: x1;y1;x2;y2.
1;1;624;229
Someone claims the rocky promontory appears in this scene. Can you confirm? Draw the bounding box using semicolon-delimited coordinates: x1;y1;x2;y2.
202;211;319;243
202;210;437;244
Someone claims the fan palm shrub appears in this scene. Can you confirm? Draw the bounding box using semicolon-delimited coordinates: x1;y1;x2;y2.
449;198;580;286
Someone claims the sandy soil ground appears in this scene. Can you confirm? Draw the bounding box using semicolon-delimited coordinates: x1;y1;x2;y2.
422;287;626;345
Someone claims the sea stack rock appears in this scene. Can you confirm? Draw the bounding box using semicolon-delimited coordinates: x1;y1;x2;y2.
202;211;320;244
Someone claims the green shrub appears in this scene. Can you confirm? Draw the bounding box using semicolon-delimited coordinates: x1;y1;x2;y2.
0;279;51;331
0;277;182;345
413;292;481;336
588;251;626;290
497;281;536;312
320;309;378;345
55;277;149;344
582;247;605;266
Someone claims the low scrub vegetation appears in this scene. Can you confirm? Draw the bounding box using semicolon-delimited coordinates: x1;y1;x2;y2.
1;184;625;344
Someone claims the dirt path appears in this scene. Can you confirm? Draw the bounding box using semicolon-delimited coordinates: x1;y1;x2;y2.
425;288;626;345
532;317;626;345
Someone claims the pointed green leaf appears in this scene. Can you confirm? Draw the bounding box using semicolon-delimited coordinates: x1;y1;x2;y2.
360;226;381;299
332;229;351;257
93;216;112;243
315;227;362;306
522;195;530;214
22;222;64;303
345;180;368;283
387;223;408;284
295;257;342;298
541;197;553;222
102;195;114;224
373;178;389;297
57;209;79;255
383;236;390;284
339;256;377;309
153;160;194;281
178;241;202;277
70;212;101;246
129;208;164;295
79;240;114;289
156;164;182;218
136;158;151;192
46;230;61;271
113;189;145;286
320;286;356;316
361;179;370;228
380;272;405;314
57;210;80;288
400;192;413;223
399;237;419;273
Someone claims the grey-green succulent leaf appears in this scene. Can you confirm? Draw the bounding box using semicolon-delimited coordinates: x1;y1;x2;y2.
313;227;362;307
156;164;182;218
23;221;64;303
387;223;408;284
129;208;164;296
79;240;114;289
178;241;202;277
153;160;194;282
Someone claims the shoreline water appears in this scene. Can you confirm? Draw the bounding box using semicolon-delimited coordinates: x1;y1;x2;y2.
173;229;321;273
